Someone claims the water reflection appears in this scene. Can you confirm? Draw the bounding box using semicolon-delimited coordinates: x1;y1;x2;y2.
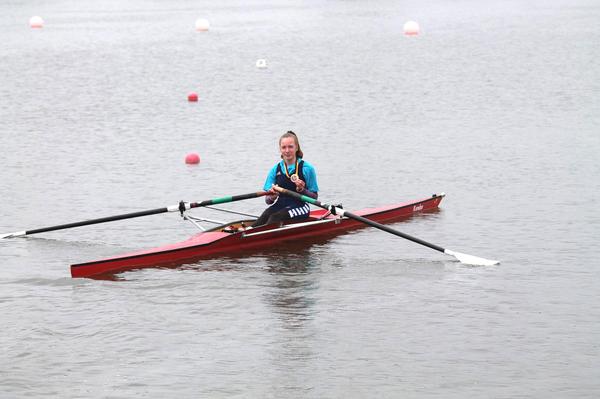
259;242;325;394
88;208;441;281
261;242;324;330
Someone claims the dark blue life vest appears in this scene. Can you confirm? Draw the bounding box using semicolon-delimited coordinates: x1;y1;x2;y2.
272;160;306;210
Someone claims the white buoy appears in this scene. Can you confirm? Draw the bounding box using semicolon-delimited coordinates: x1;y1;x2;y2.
29;16;44;29
255;59;268;69
195;18;210;32
403;20;420;36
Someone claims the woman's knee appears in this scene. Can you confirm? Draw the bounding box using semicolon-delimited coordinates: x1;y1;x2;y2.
266;209;290;225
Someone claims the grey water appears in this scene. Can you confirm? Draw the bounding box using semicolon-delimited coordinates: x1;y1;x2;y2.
1;0;599;397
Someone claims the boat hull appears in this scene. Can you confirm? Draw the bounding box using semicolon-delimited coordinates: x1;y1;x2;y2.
71;194;444;278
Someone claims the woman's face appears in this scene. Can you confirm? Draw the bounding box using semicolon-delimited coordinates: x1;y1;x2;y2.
279;137;297;163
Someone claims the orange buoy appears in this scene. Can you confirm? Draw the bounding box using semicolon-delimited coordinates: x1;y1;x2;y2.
185;153;200;164
187;92;198;102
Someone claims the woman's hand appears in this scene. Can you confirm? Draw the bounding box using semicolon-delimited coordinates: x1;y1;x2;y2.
266;185;279;203
294;179;306;192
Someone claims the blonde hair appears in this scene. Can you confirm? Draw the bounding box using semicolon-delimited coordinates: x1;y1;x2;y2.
279;130;304;158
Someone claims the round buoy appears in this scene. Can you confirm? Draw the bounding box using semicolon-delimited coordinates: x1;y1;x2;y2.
195;18;210;32
187;92;198;102
403;20;420;36
256;59;268;69
185;153;200;164
29;16;44;28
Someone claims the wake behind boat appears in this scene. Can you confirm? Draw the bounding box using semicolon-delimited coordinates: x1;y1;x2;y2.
70;193;446;278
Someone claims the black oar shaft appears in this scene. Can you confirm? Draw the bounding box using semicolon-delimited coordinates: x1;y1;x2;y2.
337;209;445;252
275;186;445;253
2;190;267;238
25;207;170;235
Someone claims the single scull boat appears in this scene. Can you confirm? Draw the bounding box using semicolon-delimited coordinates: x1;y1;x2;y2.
70;193;445;278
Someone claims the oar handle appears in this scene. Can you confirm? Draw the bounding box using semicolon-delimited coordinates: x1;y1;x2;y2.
272;185;324;207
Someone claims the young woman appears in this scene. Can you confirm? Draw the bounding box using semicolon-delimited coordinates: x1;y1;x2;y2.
251;131;319;227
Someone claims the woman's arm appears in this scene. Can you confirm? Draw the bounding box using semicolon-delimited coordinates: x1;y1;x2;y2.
295;163;318;199
299;188;318;199
263;165;279;204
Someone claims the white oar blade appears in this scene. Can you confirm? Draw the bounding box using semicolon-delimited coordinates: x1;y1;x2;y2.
1;231;25;239
445;249;499;266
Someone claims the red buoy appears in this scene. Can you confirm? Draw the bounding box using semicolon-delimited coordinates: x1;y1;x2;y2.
187;92;198;102
185;153;200;164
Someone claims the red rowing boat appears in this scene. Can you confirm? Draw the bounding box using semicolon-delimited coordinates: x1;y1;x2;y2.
70;193;445;278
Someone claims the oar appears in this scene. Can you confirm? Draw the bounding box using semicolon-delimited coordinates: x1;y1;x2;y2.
1;191;267;239
274;186;499;266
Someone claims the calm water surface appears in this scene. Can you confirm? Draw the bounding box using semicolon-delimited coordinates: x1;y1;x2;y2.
1;0;599;397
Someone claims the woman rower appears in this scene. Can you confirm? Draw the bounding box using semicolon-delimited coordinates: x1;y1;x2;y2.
251;131;319;227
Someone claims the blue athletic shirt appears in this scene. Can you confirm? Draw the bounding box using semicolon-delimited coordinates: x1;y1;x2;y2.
262;158;319;193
